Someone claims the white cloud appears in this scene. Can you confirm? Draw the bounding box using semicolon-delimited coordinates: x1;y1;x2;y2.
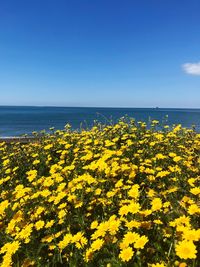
182;62;200;75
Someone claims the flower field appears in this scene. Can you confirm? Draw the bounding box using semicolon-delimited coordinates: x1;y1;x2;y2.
0;119;199;267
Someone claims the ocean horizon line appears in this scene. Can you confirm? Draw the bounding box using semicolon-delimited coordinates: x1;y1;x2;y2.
0;105;200;110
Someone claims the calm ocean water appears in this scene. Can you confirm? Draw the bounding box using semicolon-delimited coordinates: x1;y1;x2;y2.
0;106;200;137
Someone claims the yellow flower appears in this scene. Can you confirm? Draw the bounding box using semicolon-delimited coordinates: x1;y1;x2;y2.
17;224;33;240
35;206;45;217
147;189;155;197
151;198;162;211
188;178;196;187
108;219;120;235
121;232;140;248
169;152;177;157
71;232;83;244
58;234;72;250
170;215;191;228
0;241;20;255
188;204;200;215
58;209;67;219
0;200;9;216
190;187;200;195
134;235;148;249
74;235;88;249
156;171;170;178
128;184;139;198
125;220;141;229
2;159;10;167
154;219;163;225
119;205;129;216
182;228;200;242
119;246;134;262
95;188;102;195
1;253;12;267
155;153;166;159
45;220;55;229
140;209;152;216
175;240;197;259
84;248;93;263
129;202;140;214
26;170;37;182
173;156;182;162
80;236;88;247
90;221;98;229
41;235;54;243
44;144;53;150
33;159;40;165
91;238;104;251
91;225;107;240
35;220;45;230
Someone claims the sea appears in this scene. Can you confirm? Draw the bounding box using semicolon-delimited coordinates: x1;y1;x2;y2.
0;106;200;137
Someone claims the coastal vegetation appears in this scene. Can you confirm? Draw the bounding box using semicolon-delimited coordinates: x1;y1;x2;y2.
0;119;199;267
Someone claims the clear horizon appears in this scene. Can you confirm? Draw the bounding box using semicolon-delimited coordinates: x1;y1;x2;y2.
0;0;200;107
1;105;200;110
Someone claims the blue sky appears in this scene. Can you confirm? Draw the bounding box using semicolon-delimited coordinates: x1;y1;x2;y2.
0;0;200;107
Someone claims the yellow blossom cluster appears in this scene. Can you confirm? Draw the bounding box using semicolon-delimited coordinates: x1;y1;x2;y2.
0;119;199;266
